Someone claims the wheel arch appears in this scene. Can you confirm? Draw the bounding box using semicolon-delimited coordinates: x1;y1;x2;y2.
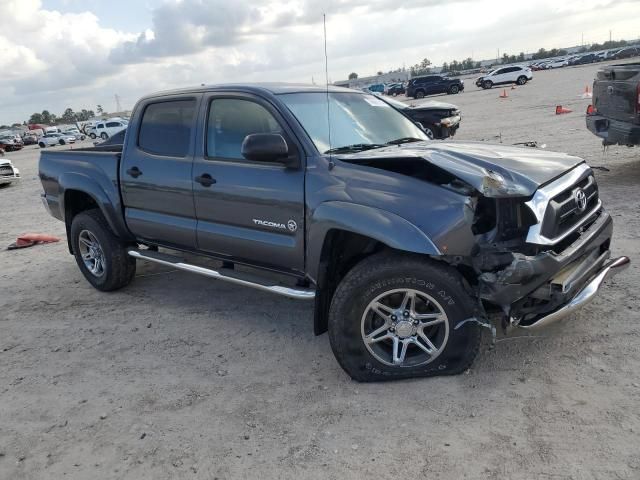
60;173;132;253
308;202;441;335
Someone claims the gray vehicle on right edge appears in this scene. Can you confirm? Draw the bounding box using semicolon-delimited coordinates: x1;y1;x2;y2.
39;84;629;382
587;62;640;146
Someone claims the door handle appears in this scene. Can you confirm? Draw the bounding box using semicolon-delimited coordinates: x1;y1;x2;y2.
195;173;216;187
126;166;142;178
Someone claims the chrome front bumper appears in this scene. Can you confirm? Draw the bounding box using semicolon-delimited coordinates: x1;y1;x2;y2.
517;255;630;330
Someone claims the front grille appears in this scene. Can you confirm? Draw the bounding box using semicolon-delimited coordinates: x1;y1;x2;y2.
0;165;14;176
540;174;599;240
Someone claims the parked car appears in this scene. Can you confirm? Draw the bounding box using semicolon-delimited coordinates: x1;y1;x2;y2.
569;53;598;66
385;83;406;96
613;47;640;60
90;120;128;140
382;96;461;139
38;132;76;148
546;58;568;69
63;128;86;141
0;136;24;152
586;62;640;146
476;66;532;89
39;83;628;381
406;75;464;99
22;133;38;145
0;158;20;186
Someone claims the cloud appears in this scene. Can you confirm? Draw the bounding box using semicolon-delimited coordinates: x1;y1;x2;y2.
1;0;639;124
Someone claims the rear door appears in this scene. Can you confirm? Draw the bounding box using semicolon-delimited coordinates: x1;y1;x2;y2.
120;95;200;249
593;65;640;123
192;92;305;273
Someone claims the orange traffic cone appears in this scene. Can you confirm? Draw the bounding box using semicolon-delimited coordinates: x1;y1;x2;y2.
581;85;592;99
556;105;572;115
499;89;509;98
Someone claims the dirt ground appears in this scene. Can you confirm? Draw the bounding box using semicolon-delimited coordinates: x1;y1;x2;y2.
1;61;639;480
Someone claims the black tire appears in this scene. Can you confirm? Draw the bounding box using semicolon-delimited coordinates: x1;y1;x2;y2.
328;252;481;382
39;142;46;148
89;133;96;139
516;76;527;85
70;209;136;292
483;80;493;89
448;85;459;94
100;132;108;140
59;139;66;145
415;90;425;99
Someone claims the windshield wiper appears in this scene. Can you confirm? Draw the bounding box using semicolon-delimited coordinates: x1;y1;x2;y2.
324;143;387;154
386;137;425;145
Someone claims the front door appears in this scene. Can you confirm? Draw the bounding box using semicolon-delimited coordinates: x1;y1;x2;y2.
120;95;200;249
192;93;305;274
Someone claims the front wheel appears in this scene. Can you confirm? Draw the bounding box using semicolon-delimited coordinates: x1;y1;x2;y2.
415;90;425;99
39;142;46;148
70;209;136;291
89;133;96;139
422;125;436;140
448;85;459;94
516;76;527;85
59;139;66;145
483;80;493;89
328;253;481;382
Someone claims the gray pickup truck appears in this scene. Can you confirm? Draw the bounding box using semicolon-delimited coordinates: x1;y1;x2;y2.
39;84;628;381
587;62;640;146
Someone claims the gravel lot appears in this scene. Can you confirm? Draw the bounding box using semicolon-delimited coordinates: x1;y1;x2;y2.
1;61;639;480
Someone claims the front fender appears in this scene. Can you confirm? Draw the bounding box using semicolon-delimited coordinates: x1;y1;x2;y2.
306;201;440;282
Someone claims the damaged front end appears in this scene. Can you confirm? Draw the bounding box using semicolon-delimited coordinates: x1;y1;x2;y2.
468;163;629;331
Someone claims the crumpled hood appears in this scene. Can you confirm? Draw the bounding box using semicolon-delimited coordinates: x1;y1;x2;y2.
408;100;458;111
336;141;585;197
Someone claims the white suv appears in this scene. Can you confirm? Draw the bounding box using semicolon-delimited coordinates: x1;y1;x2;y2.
475;66;533;89
90;120;128;140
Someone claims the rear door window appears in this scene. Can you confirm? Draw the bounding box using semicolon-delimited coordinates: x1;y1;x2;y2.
138;99;196;157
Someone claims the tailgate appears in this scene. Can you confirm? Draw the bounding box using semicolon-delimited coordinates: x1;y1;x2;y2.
593;63;640;123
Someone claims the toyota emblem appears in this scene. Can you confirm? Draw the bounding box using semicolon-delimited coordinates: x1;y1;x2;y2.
574;188;587;212
287;220;298;232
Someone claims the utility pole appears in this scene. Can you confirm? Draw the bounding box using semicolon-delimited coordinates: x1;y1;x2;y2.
114;94;122;113
609;30;612;43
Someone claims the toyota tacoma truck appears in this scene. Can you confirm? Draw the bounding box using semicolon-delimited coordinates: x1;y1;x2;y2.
587;62;640;146
39;84;629;382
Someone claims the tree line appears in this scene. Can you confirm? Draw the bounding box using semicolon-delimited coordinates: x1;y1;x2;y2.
27;105;104;125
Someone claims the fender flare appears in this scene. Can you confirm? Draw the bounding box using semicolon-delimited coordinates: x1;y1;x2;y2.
58;172;130;240
306;201;441;283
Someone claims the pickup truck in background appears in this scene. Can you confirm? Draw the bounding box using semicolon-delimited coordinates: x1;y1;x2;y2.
587;62;640;146
39;84;628;382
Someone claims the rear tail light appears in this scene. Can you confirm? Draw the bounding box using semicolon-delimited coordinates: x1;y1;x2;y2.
586;105;595;115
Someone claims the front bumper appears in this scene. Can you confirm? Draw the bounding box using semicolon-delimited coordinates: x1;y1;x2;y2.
479;210;629;329
518;256;629;330
586;113;640;146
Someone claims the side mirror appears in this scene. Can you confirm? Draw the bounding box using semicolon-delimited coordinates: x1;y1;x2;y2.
241;133;297;167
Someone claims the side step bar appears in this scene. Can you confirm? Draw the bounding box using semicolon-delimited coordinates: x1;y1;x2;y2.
127;248;316;300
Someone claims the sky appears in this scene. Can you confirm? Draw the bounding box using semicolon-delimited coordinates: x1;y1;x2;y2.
1;0;639;125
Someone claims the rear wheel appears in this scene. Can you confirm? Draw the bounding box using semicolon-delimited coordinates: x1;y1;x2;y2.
328;253;481;382
516;76;527;85
100;132;108;140
70;209;136;291
89;133;96;139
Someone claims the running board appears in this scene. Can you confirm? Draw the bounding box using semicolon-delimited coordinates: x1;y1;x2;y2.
127;248;315;300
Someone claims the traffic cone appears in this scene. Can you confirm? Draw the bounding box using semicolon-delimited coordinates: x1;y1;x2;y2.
581;85;592;99
556;105;572;115
499;89;509;98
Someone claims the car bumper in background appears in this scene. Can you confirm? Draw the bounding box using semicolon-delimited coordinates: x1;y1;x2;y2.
586;113;640;146
0;166;20;184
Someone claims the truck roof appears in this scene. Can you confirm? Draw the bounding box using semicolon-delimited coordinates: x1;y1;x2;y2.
142;83;356;100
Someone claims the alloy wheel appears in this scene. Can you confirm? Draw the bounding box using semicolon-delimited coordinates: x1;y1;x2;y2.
361;288;449;367
78;230;106;277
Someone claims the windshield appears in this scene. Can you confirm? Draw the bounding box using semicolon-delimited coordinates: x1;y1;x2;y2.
280;92;427;154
